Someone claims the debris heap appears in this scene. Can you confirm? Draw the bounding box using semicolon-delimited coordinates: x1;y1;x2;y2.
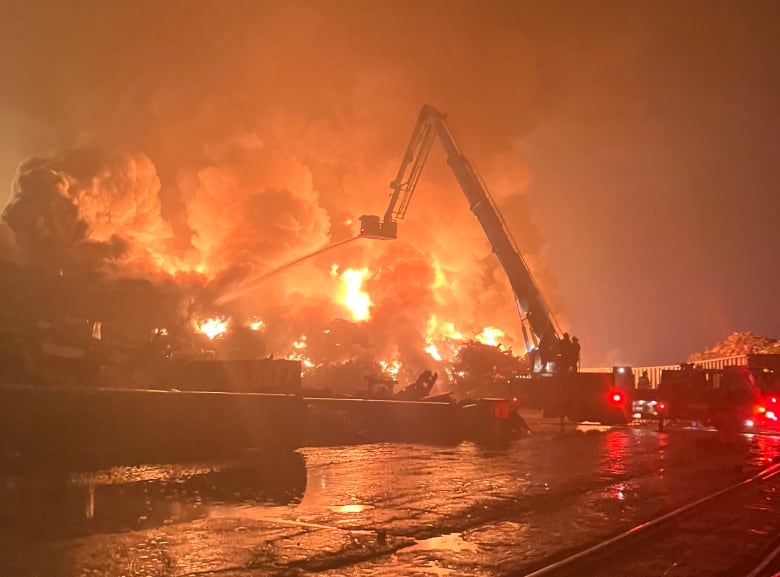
688;331;780;362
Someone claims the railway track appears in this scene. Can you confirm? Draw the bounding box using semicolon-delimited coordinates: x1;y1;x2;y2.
745;534;780;577
512;460;780;577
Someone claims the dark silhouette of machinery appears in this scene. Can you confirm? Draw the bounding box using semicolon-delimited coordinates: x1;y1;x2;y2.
360;105;629;424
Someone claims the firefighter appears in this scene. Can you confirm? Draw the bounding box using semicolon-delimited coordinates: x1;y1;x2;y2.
637;370;651;389
559;333;573;373
539;331;556;373
570;336;581;372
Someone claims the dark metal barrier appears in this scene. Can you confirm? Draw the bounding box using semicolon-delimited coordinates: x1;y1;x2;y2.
0;385;305;471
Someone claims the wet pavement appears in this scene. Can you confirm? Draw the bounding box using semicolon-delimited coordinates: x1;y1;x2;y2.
1;423;779;577
576;470;780;577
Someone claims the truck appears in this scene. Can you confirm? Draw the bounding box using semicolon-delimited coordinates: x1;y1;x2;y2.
360;104;630;425
655;355;780;432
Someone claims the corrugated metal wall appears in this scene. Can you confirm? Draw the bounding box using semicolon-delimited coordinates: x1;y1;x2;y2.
582;355;750;388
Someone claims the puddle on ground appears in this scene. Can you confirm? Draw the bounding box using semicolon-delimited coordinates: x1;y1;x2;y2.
575;423;613;433
398;531;480;554
414;563;458;575
328;503;375;514
0;454;307;538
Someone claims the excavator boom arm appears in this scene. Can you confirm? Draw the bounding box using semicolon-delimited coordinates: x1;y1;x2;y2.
365;105;560;345
384;112;436;223
422;106;560;343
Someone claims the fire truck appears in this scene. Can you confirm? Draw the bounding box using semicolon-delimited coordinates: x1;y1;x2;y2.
655;355;780;432
359;104;630;425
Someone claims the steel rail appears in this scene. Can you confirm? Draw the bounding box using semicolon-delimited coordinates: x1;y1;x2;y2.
520;461;780;577
744;536;780;577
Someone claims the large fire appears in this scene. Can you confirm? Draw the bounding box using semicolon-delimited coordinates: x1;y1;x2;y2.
0;2;569;397
0;146;528;392
0;100;545;393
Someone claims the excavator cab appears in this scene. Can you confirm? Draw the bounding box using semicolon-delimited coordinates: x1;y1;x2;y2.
359;215;397;240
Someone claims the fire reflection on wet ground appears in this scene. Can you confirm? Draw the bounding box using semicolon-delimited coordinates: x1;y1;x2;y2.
0;454;306;539
0;428;778;576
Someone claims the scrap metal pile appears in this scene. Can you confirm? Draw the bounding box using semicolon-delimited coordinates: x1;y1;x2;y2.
688;332;780;362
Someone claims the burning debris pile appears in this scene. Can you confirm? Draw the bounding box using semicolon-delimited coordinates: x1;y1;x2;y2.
0;145;532;393
688;332;780;362
298;338;527;399
0;139;541;393
450;341;528;398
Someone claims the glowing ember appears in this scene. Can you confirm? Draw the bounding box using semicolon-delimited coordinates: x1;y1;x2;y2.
194;317;230;340
475;326;505;347
379;359;402;377
287;351;315;369
286;336;314;369
248;318;266;331
339;267;372;321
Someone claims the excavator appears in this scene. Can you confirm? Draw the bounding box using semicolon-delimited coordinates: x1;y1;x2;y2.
360;105;630;425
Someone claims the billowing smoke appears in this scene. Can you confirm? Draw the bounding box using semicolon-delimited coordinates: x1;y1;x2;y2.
0;0;561;388
182;137;331;277
4;150;173;276
0;218;19;263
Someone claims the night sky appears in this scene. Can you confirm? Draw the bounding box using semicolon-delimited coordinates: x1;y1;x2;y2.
518;2;780;364
0;0;778;367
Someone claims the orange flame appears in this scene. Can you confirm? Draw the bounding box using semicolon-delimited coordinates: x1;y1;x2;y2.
475;326;505;347
423;315;468;364
426;316;466;342
425;343;443;361
338;267;372;321
194;316;230;339
379;359;402;377
286;335;314;368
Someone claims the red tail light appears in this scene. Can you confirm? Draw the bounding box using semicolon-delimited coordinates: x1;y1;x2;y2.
608;390;624;405
657;402;667;412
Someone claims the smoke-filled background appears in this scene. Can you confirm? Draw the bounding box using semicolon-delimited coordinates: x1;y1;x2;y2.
0;0;779;375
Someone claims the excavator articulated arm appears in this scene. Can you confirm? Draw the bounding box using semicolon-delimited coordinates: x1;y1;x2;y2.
359;108;436;241
360;105;561;348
